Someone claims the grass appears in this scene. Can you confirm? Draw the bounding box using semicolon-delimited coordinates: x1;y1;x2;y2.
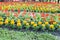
0;28;58;40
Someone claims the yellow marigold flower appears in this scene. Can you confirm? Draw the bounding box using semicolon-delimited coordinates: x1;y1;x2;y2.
50;25;54;29
45;22;49;25
4;19;9;24
59;25;60;28
17;23;21;27
10;19;15;25
42;24;45;27
17;19;20;23
40;8;43;10
31;21;35;25
26;23;29;26
0;21;3;25
33;24;37;27
53;22;57;25
0;17;3;21
38;22;42;25
23;20;27;24
5;21;8;24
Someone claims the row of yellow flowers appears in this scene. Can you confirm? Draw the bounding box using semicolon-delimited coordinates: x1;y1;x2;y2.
0;16;60;31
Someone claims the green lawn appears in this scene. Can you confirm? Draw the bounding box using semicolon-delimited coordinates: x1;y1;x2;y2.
0;28;58;40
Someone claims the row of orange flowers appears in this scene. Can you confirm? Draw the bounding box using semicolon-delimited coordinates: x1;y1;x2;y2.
0;2;59;13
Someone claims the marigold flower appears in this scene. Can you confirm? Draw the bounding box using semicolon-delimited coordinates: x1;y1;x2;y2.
5;17;9;24
17;19;20;23
0;17;3;21
10;19;15;25
33;24;37;27
0;21;3;25
17;23;21;27
26;23;29;26
23;20;27;24
45;22;49;25
38;22;42;25
53;22;57;25
50;25;54;29
4;19;9;24
31;21;35;25
59;25;60;28
42;24;45;27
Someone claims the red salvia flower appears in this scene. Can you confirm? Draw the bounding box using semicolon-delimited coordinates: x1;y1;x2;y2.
14;13;18;17
5;8;8;12
18;8;20;14
58;14;60;16
0;2;2;5
0;6;2;10
6;13;10;17
46;14;49;17
41;13;45;17
32;12;36;19
23;10;26;14
32;12;35;16
58;18;60;20
11;9;14;12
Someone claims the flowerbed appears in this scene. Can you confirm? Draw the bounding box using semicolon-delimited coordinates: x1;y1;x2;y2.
0;2;60;31
0;11;60;31
0;2;59;40
0;2;60;13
